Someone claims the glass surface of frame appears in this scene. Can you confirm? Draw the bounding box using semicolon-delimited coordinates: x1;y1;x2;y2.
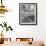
19;3;37;25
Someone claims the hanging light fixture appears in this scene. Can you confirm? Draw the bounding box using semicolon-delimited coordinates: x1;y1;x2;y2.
0;0;8;14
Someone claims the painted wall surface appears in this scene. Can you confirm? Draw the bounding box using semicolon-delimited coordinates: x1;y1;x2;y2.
0;0;46;44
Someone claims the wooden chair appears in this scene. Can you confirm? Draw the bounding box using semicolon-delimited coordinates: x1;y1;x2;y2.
4;38;11;41
16;38;33;41
16;38;33;44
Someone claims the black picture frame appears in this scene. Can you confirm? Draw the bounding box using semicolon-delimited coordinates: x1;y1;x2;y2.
19;3;37;25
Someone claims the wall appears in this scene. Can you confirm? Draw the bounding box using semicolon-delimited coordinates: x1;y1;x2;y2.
0;0;46;44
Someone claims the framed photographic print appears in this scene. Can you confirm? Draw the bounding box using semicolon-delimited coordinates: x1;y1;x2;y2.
19;3;37;25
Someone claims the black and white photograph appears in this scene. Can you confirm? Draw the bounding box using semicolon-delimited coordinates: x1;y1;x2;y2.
19;3;37;25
